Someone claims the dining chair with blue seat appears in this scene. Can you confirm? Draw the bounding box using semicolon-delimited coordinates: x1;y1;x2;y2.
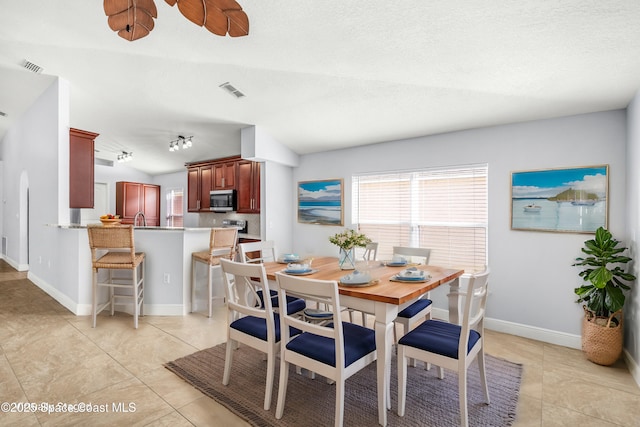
275;272;377;427
238;240;306;316
397;269;490;427
392;246;433;345
220;258;300;410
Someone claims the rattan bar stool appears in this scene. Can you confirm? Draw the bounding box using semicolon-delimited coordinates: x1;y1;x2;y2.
191;227;238;317
87;224;145;329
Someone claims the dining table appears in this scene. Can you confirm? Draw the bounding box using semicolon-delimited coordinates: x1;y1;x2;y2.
263;256;465;426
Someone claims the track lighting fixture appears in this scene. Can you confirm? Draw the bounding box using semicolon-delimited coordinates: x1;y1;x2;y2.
117;151;133;162
169;135;193;151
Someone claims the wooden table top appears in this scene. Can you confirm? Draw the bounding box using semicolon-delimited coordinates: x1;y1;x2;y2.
264;256;464;305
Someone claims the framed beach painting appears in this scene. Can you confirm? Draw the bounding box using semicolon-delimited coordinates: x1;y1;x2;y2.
511;165;609;233
298;179;344;225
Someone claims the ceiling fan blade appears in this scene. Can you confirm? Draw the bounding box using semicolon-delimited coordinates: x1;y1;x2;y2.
165;0;178;5
104;0;157;18
176;0;206;26
203;7;228;36
225;9;248;37
207;0;243;10
117;22;151;41
107;8;155;32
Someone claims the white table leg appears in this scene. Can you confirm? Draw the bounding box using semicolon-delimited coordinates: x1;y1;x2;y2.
374;303;397;426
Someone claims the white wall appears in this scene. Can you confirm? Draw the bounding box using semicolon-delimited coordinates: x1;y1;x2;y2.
626;91;640;373
262;160;294;252
293;110;628;343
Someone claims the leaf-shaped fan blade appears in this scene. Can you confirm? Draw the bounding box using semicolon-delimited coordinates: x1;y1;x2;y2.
165;0;178;5
204;7;228;36
104;0;158;18
177;0;206;26
118;22;151;41
225;9;248;37
108;8;155;32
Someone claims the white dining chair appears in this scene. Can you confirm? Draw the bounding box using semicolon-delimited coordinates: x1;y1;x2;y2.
275;272;377;427
397;269;490;427
392;246;432;338
238;240;306;316
348;242;379;326
220;258;295;410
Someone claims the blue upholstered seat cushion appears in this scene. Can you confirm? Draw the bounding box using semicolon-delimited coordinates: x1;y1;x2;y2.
397;298;432;318
257;290;306;315
230;314;300;342
303;308;334;319
286;322;376;367
398;319;481;359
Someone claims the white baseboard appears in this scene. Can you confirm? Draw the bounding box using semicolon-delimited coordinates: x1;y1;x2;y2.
2;255;28;272
623;349;640;388
432;307;582;349
28;271;82;315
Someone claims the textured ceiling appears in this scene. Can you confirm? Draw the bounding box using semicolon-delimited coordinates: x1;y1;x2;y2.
1;1;640;175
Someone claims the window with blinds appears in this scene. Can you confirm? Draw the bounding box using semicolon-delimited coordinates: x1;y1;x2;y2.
352;164;488;273
166;189;184;227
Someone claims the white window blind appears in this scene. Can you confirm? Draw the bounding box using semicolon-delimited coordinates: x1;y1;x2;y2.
166;189;184;227
353;164;488;273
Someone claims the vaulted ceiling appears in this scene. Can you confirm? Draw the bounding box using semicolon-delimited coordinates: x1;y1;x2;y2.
1;1;640;175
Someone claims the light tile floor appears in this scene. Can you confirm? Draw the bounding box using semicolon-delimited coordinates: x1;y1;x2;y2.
1;260;639;426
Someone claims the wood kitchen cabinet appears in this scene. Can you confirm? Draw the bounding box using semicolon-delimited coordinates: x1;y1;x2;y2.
237;160;260;213
213;161;236;190
186;156;260;213
186;163;214;212
116;181;160;226
69;128;99;208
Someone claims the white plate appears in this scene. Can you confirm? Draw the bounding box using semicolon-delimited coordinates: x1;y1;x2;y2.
385;261;408;267
284;269;318;276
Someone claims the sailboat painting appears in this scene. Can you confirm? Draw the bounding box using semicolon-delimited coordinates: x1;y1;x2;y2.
511;165;608;233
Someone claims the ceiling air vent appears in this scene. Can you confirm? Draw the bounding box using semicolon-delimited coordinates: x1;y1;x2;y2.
23;60;43;74
0;111;7;117
219;82;245;98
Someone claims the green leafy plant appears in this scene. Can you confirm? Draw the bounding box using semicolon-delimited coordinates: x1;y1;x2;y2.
573;227;636;318
329;229;371;250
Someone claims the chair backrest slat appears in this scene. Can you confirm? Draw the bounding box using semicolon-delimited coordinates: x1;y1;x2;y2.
209;227;238;261
239;240;276;264
87;225;136;264
220;258;275;326
392;246;431;264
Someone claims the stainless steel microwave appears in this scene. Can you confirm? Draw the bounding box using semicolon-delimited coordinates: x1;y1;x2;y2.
210;189;237;212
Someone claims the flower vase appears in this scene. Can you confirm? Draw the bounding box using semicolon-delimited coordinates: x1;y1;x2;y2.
339;248;356;270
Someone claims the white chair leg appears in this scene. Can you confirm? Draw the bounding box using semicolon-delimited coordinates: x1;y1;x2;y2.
478;350;490;404
92;270;98;328
459;368;469;427
397;345;407;417
275;360;290;419
191;259;196;313
207;266;213;318
335;379;345;427
133;269;139;329
222;339;235;386
437;365;445;379
264;349;275;410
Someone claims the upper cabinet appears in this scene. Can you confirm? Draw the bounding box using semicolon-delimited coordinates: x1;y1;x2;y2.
213;160;236;190
237;160;260;213
116;181;161;226
186;156;260;213
69;128;99;208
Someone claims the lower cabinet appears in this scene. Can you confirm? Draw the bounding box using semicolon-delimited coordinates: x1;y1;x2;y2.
116;181;160;226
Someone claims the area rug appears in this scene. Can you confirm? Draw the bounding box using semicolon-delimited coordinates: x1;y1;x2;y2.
165;343;522;426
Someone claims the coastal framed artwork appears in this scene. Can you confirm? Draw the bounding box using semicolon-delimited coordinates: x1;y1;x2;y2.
511;165;609;233
298;179;344;225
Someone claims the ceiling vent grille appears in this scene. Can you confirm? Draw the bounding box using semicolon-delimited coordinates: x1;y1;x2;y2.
23;60;43;73
219;82;245;98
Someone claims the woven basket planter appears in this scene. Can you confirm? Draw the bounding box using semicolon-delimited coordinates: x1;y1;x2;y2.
581;308;623;366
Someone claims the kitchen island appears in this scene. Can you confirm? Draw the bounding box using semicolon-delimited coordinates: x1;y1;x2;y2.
42;225;259;316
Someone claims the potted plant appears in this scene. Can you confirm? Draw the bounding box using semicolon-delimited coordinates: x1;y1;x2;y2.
573;226;636;365
329;229;371;270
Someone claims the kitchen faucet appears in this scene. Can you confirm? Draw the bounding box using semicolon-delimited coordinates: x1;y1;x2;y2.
134;211;147;227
